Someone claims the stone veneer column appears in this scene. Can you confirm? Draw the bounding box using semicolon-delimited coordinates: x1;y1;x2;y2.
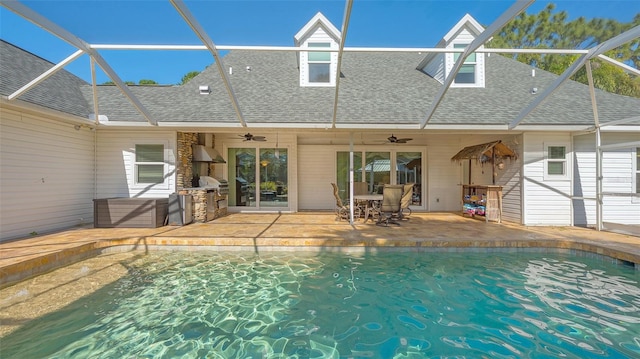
176;132;199;188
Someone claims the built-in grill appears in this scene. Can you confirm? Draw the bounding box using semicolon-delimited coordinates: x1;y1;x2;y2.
199;176;229;195
199;176;229;221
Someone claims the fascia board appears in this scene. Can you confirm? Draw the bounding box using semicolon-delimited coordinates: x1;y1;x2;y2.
443;13;485;42
294;12;341;45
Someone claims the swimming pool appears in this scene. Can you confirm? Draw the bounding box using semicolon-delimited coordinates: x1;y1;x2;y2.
2;250;639;358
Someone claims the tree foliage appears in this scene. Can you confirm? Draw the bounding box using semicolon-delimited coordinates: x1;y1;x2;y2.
138;79;158;85
180;71;200;85
488;3;640;97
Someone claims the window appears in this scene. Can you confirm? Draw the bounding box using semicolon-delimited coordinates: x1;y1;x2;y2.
308;43;331;83
453;44;476;84
135;144;164;184
545;145;568;179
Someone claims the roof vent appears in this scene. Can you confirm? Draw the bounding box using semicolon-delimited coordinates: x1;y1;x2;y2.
199;85;210;95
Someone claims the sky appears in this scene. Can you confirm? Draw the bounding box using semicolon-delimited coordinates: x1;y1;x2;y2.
1;0;639;85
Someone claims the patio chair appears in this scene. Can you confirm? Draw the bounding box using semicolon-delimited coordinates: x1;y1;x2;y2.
331;183;361;221
376;184;403;226
399;183;414;219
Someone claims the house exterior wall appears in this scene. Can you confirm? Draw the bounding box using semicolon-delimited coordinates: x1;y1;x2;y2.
498;136;523;224
298;144;339;210
95;130;177;199
522;132;573;225
0;106;95;241
297;135;524;216
573;132;640;226
427;139;460;211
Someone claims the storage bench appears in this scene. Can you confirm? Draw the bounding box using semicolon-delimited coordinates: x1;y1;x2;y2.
93;198;168;228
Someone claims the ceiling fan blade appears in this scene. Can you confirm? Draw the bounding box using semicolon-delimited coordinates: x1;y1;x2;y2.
253;136;267;141
397;138;413;143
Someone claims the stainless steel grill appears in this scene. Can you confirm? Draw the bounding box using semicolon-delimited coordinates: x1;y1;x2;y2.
214;178;229;195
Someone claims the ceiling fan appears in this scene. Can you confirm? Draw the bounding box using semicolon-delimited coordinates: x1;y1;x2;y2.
386;134;412;144
240;133;266;141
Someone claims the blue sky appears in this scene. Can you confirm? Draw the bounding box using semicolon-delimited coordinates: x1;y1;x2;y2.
1;0;638;85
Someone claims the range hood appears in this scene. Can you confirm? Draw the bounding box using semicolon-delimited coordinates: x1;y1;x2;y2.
192;144;226;163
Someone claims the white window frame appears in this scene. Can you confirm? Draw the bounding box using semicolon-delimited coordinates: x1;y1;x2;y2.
132;141;169;189
302;42;334;87
544;143;570;181
452;43;477;85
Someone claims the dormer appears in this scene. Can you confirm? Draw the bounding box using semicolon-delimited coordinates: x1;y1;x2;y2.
418;14;486;88
294;12;341;87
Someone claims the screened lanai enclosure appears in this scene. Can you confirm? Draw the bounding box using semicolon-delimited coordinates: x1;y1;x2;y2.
1;0;639;239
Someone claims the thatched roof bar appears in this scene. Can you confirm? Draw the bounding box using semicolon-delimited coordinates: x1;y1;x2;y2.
451;140;517;162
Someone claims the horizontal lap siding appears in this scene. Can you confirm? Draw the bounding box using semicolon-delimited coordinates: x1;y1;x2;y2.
574;133;640;226
523;133;572;225
298;145;335;210
96;131;177;199
0;109;95;241
573;134;596;226
427;141;460;211
601;134;640;225
498;137;523;224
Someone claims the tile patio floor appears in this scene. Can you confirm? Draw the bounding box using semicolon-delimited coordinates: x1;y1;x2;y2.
1;211;639;336
2;212;639;289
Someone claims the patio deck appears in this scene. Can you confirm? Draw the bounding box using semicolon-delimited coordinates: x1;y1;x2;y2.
2;212;639;289
1;212;639;336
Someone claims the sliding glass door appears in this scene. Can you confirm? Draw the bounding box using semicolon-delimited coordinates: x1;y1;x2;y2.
397;151;422;206
228;147;288;209
336;150;423;206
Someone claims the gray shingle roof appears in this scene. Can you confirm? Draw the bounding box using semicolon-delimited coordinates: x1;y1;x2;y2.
2;39;639;127
0;40;91;118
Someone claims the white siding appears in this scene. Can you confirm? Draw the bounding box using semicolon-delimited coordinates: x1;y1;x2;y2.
573;134;597;226
96;130;176;198
497;136;523;224
0;108;95;241
298;145;335;210
522;133;572;225
574;133;640;226
427;140;460;211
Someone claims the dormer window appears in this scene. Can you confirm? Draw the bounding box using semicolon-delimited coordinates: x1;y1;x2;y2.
295;12;341;87
308;43;331;83
453;44;476;84
418;14;486;88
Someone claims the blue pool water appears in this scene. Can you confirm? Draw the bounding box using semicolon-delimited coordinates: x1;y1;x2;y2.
2;250;639;358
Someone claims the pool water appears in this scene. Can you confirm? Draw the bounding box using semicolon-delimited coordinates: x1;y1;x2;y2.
2;250;639;358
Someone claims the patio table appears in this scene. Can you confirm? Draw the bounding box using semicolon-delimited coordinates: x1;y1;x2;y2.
354;194;383;222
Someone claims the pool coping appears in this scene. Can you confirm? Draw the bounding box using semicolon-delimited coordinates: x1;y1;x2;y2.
1;212;639;289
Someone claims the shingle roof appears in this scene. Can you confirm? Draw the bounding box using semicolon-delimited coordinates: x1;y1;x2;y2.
0;40;91;118
2;39;639;127
90;50;640;126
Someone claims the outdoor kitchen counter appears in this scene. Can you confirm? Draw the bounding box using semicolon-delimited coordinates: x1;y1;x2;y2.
178;187;228;222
